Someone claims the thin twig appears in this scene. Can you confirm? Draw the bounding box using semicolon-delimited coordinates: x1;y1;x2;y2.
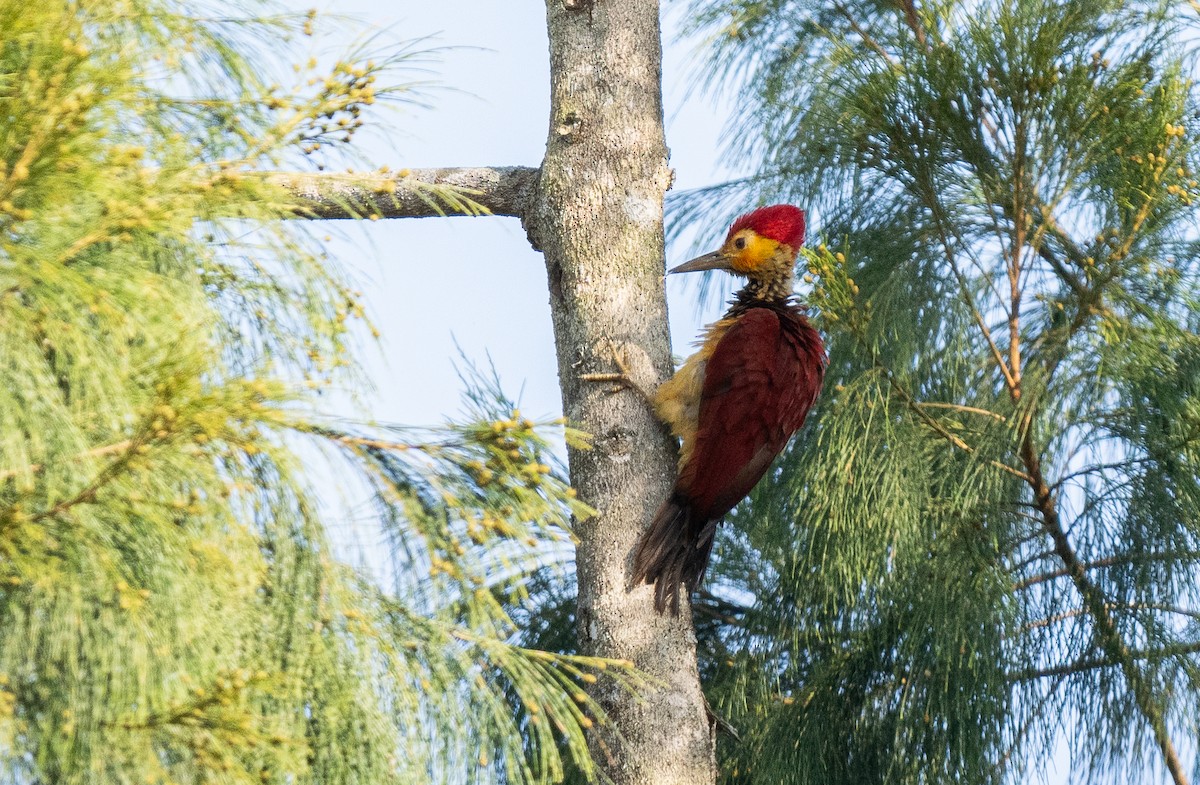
1013;550;1200;591
895;0;928;47
1011;641;1200;682
29;439;147;523
914;401;1007;421
994;671;1069;773
1031;203;1088;296
1008;116;1027;398
875;363;1030;481
0;440;133;481
833;3;894;64
323;433;413;452
1021;603;1200;633
926;191;1019;395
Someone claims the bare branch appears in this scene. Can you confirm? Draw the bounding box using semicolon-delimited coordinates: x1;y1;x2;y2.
924;190;1019;395
1013;550;1200;591
1012;641;1200;682
896;0;928;47
267;165;539;220
833;3;894;64
1020;603;1200;633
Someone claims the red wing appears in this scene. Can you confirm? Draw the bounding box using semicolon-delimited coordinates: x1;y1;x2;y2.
677;308;824;521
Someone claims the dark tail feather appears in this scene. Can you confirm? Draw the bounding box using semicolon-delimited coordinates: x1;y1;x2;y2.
630;493;716;614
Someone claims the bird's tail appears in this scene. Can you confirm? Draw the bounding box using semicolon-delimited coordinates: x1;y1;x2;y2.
630;493;716;614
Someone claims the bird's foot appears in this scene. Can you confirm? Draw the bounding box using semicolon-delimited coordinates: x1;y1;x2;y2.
580;343;656;406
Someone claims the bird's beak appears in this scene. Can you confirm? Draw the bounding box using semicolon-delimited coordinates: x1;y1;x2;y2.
668;250;731;275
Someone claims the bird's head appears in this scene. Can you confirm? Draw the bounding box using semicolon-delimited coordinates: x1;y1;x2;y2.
670;205;806;281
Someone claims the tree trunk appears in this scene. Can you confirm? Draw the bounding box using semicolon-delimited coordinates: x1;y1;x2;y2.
523;2;717;783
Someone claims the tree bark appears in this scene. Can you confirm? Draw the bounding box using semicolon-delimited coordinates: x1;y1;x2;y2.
267;166;538;219
524;1;717;783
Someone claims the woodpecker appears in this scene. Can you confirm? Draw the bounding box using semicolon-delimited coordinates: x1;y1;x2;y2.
633;204;826;613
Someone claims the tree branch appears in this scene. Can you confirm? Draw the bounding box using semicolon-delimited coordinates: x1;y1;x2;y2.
914;401;1007;421
1031;202;1089;297
1011;640;1200;682
833;3;894;64
873;361;1030;481
896;0;928;47
1020;603;1200;633
1021;431;1190;785
1013;550;1200;591
29;438;148;523
0;440;133;482
924;187;1020;395
267;165;540;220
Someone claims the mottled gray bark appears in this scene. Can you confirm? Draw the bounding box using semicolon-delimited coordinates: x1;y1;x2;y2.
523;1;717;783
268;166;538;219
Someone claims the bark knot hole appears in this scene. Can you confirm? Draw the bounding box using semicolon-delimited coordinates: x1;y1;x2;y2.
555;111;582;140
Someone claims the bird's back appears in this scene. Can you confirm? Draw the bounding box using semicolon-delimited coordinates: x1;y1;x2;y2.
679;303;825;520
633;300;825;611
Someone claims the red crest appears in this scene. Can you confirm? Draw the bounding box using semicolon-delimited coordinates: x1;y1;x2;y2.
727;204;806;248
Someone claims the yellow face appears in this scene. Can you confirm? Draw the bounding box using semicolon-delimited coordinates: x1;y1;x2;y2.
722;229;783;274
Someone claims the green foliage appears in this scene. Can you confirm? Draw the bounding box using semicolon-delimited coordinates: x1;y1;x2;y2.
677;0;1200;782
0;3;615;784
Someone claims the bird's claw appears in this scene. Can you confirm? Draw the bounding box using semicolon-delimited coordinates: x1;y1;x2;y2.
580;344;655;405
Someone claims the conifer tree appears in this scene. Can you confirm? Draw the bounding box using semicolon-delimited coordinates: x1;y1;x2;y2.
0;3;621;783
675;1;1200;783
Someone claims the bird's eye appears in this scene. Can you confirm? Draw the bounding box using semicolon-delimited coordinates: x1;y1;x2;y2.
734;236;746;250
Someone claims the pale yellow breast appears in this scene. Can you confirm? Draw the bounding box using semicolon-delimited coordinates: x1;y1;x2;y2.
652;317;735;470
